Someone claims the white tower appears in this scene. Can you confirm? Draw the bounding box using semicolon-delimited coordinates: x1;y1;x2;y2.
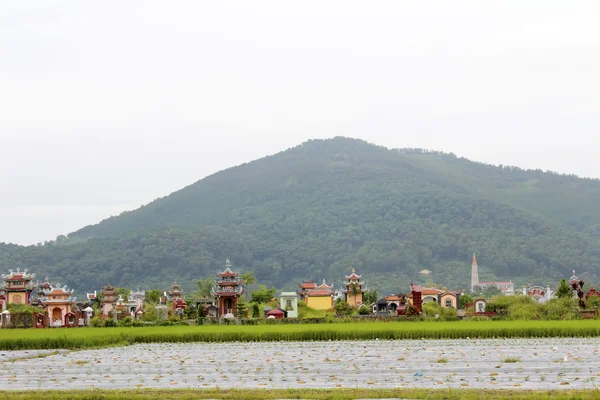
471;253;479;291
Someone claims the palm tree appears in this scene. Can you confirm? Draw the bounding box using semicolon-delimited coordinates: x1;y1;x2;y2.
349;283;361;305
241;271;257;302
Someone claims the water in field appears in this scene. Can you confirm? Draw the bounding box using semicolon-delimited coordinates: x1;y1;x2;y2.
0;338;599;390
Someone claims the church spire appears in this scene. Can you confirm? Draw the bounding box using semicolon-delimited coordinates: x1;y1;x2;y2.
471;253;479;291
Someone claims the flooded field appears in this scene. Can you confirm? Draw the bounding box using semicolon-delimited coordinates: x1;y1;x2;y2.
0;338;599;390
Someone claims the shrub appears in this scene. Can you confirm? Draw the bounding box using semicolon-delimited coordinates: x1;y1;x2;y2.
506;303;541;321
586;295;600;310
333;299;354;317
358;305;370;315
118;316;133;327
141;303;158;322
440;307;458;321
556;279;573;298
6;304;42;316
422;302;442;319
251;285;276;304
460;294;474;310
252;303;260;318
102;318;117;328
543;297;580;320
89;317;101;327
489;294;539;318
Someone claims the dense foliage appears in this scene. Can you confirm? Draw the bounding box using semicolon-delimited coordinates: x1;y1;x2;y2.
1;137;600;294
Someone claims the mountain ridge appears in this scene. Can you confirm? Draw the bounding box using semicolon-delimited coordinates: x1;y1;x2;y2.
1;137;599;294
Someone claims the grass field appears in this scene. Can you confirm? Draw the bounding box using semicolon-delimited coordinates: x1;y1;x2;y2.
1;320;600;350
0;388;598;400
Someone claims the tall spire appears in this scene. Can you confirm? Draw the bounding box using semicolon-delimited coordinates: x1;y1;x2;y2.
471;253;479;291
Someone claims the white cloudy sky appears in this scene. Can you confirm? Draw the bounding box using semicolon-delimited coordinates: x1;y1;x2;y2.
1;1;600;245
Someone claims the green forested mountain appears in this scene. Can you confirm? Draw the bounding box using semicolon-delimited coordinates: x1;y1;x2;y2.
1;137;600;294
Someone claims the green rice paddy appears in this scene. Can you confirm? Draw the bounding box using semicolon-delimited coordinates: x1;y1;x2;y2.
1;320;599;350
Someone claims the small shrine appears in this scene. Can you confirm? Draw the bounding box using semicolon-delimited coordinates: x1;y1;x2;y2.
38;283;76;327
343;268;365;306
0;269;36;305
279;292;299;318
474;298;487;313
303;279;334;310
101;284;119;318
86;291;98;304
373;295;402;313
212;259;244;318
170;282;186;316
121;289;145;319
522;284;553;304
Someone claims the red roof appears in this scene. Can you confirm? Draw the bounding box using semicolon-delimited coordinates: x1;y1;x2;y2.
218;267;239;277
300;281;317;289
267;309;284;315
421;288;442;295
305;288;333;297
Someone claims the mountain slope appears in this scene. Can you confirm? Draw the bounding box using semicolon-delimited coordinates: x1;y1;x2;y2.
2;137;600;294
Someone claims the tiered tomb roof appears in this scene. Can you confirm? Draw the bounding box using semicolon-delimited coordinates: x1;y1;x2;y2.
305;280;334;297
344;268;362;281
39;283;76;304
1;269;36;291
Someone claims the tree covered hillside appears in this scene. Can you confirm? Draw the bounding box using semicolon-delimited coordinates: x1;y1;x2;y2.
1;137;599;294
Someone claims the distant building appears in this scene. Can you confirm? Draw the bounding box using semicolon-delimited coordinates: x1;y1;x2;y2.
470;254;514;295
101;284;119;318
342;268;365;306
1;268;36;305
280;292;299;318
298;280;317;301
38;283;77;327
122;289;145;318
373;294;405;314
303;279;334;310
522;284;553;303
211;259;244;317
409;284;460;308
169;282;186;316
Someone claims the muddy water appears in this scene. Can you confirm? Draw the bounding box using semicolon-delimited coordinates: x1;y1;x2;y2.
0;338;599;390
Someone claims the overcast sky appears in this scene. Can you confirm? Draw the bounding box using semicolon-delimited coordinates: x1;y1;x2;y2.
1;2;599;245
